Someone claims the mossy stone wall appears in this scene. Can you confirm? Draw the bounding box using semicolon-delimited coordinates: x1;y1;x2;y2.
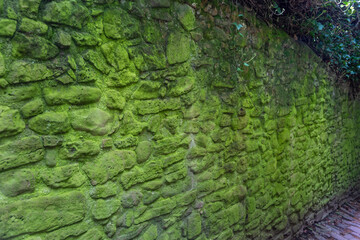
0;0;359;239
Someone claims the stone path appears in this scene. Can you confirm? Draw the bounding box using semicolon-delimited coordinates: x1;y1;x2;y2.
296;196;360;240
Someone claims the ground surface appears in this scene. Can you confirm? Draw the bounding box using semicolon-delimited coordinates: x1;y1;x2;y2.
296;195;360;240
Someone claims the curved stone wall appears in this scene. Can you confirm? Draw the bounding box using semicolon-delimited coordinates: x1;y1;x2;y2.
0;0;359;239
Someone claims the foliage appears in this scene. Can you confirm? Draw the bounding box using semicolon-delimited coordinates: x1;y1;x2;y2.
235;0;360;93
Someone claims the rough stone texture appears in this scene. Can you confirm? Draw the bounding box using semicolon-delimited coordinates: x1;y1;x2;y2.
0;1;359;240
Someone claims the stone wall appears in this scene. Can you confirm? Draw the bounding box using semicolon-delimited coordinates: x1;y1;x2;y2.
0;0;359;239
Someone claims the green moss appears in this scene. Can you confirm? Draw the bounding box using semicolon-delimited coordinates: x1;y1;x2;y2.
43;86;101;105
141;224;158;240
0;169;35;197
19;18;48;34
7;61;53;84
101;42;130;71
91;198;121;220
103;8;140;39
60;140;100;159
0;18;16;37
20;98;44;118
176;3;196;31
29;111;70;135
121;161;163;189
41;164;87;188
90;181;118;199
136;141;153;163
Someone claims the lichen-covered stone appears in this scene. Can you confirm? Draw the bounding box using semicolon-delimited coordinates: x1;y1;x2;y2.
119;110;147;135
134;198;176;224
101;42;130;71
42;0;89;29
19;18;48;34
53;30;72;48
187;212;202;239
106;69;139;87
60;140;100;159
41;164;87;188
0;191;86;239
121;190;143;208
72;32;101;46
103;8;140;39
0;169;35;197
12;33;59;60
20;98;44;118
0;106;25;138
141;224;158;240
83;150;136;185
7;61;53;84
131;45;167;71
0;18;16;37
114;135;139;149
29;112;70;135
92;199;121;220
167;32;191;64
0;136;44;172
168;76;195;97
70;108;113;136
45;222;89;240
43;86;101;105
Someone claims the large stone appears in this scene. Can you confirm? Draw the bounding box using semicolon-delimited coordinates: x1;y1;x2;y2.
166;32;191;64
0;191;86;239
105;69;139;87
136;141;153;163
187;212;202;239
43;86;101;105
101;42;130;71
12;33;59;60
0;169;36;197
29;112;70;135
105;89;126;110
90;181;118;199
0;106;25;138
70;108;113;136
132;45;167;71
42;0;89;29
0;136;44;172
20;98;44;118
103;8;140;39
7;61;53;84
0;18;16;37
41;164;87;188
83;150;136;185
118;110;147;135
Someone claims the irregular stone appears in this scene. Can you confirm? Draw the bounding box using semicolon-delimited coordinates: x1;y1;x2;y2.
167;32;191;65
101;42;130;71
132;45;167;71
7;61;53;84
106;69;139;87
142;22;162;44
0;136;44;172
0;191;86;239
70;108;113;136
60;140;100;160
19;18;48;35
12;33;59;60
155;135;186;155
150;8;172;21
121;161;163;190
90;181;118;199
103;8;140;39
0;78;8;88
20;98;44;118
187;212;202;239
72;32;101;46
0;169;35;197
135;98;181;115
150;0;171;8
42;0;89;29
45;222;89;240
136;141;153;163
53;30;72;48
29;112;70;135
141;224;158;240
143;191;161;205
41;164;87;188
176;3;196;31
42;135;63;147
168;76;195;97
105;89;126;110
114;135;139;149
92;199;121;220
0;18;16;37
122;190;143;208
83;150;136;185
19;0;41;18
119;110;147;135
134;198;175;224
0;52;5;76
78;228;105;240
43;86;101;105
83;49;111;74
132;81;162;100
0;106;25;138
